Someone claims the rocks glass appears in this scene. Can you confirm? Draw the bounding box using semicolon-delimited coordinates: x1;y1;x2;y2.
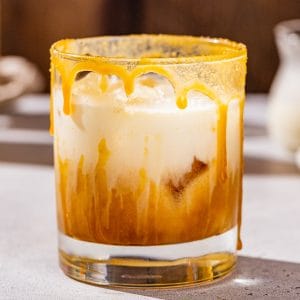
50;35;247;287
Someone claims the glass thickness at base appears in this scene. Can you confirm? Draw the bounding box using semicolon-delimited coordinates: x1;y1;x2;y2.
58;228;236;287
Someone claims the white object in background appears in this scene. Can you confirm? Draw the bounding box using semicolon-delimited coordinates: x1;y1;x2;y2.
268;20;300;153
296;149;300;169
0;56;44;104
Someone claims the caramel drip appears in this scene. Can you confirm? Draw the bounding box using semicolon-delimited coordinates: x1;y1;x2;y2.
57;145;241;245
130;64;175;93
175;82;227;182
99;75;108;93
237;97;245;250
51;55;245;248
50;60;177;123
217;104;228;182
50;58;224;127
57;157;70;233
175;81;222;109
51;59;229;182
49;62;54;135
95;139;111;228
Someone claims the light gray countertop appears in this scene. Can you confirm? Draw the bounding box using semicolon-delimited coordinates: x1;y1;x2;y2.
0;94;300;299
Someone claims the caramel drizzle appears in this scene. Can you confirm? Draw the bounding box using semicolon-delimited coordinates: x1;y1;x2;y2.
237;97;245;250
49;61;54;135
99;75;108;93
51;58;245;249
50;60;228;180
177;82;228;182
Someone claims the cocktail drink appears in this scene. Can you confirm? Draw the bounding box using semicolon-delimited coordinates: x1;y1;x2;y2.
50;35;247;286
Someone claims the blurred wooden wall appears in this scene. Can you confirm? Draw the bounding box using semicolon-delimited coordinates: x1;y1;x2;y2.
1;0;300;92
140;0;300;93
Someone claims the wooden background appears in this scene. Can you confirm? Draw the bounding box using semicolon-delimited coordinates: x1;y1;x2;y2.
1;0;300;92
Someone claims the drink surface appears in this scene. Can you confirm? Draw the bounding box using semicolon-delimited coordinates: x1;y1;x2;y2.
54;73;242;245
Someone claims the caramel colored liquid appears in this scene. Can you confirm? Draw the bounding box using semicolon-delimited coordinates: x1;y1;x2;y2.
56;139;241;246
51;39;245;247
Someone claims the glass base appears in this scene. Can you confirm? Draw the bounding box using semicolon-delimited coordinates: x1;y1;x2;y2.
58;227;237;287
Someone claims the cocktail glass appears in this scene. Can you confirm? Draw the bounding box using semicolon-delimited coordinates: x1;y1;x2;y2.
50;35;247;287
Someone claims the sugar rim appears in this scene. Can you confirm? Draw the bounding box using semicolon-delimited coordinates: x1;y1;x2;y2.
51;34;247;65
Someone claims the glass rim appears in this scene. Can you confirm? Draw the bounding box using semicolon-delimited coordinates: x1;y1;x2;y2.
50;34;247;65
